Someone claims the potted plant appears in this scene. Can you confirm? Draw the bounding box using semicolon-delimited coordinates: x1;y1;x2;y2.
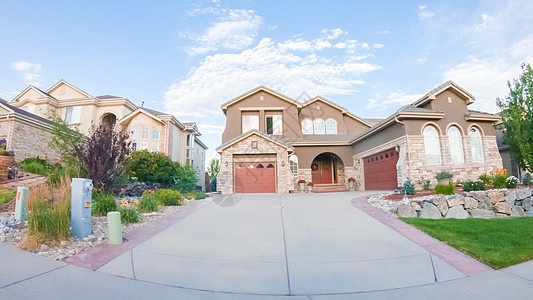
297;179;306;192
436;172;453;185
347;177;356;190
307;182;314;192
0;139;15;168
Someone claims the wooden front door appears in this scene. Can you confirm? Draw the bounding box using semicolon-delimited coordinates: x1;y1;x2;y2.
311;154;333;184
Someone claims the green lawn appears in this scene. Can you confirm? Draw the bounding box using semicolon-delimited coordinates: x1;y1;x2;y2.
399;217;533;269
0;187;16;205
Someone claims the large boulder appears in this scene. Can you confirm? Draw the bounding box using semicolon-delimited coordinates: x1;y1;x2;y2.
447;195;466;207
516;188;532;200
471;209;496;218
522;197;532;211
470;191;487;201
445;205;469;219
410;201;422;211
420;203;443;219
488;192;506;204
506;191;517;206
478;198;493;210
494;202;512;215
397;204;417;218
511;206;527;217
434;196;449;216
464;197;478;210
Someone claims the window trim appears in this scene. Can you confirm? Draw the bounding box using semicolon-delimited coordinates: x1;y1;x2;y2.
325;118;338;134
313;118;325;134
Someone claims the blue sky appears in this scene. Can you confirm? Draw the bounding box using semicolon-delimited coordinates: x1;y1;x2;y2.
1;0;532;164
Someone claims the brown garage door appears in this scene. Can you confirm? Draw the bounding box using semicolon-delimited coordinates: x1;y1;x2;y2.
234;162;276;193
363;148;399;190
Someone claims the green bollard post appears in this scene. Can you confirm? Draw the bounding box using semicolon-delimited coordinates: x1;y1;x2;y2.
107;211;123;245
14;187;29;222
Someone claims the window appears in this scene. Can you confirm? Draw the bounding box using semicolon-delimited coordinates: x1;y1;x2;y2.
152;129;159;140
423;125;441;165
289;155;298;176
139;142;148;150
131;142;137;151
186;134;190;146
326;119;337;134
141;126;149;139
151;142;160;152
313;119;325;134
301;119;313;134
186;148;190;158
242;115;259;133
469;127;484;163
266;115;283;135
448;126;464;164
131;127;138;139
21;104;35;114
65;106;81;124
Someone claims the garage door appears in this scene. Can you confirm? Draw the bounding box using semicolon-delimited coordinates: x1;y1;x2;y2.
363;148;399;190
234;162;276;193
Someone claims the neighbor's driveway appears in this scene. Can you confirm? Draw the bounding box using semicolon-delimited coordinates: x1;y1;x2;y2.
98;192;464;295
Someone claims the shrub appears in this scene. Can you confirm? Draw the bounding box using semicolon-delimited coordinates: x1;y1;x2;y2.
128;151;178;186
138;192;159;213
0;187;16;205
479;173;493;185
523;172;532;185
119;207;139;223
154;189;183;206
401;178;415;195
436;172;453;180
420;177;431;190
506;176;518;188
193;191;208;200
463;180;486;192
92;191;118;216
493;175;508;189
435;183;455;195
19;157;52;176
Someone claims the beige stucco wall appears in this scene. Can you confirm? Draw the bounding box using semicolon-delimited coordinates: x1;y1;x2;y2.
48;84;88;100
170;125;182;162
300;99;370;135
192;142;206;190
124;114;165;152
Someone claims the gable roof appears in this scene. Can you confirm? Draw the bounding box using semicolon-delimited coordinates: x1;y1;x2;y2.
0;98;55;126
412;80;475;107
301;96;372;127
118;108;165;125
96;95;122;100
216;129;294;153
46;80;92;98
12;85;55;103
221;85;302;113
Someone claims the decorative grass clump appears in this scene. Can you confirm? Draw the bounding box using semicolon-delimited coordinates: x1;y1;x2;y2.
92;191;118;216
0;187;16;205
154;189;183;206
138;192;159;213
400;217;533;269
435;183;455;195
119;207;139;224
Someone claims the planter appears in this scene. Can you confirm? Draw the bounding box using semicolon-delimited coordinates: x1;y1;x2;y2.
299;183;305;192
0;155;15;168
438;178;450;185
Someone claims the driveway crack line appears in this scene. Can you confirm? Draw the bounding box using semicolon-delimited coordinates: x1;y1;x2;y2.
429;254;437;282
131;250;137;279
0;265;67;290
278;194;292;295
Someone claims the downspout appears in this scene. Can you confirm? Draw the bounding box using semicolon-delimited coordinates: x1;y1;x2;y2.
394;115;412;180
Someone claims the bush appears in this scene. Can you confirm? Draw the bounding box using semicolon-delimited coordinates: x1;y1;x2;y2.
401;178;415;195
28;198;71;241
506;176;518;188
463;180;486;192
138;192;159;213
154;189;183;206
193;191;208;200
92;191;118;216
479;173;493;185
435;183;455;195
119;207;139;223
19;157;52;176
436;172;453;180
523;172;532;185
493;175;508;189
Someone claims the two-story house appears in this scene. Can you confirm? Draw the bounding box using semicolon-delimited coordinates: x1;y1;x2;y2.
216;82;503;194
6;80;208;190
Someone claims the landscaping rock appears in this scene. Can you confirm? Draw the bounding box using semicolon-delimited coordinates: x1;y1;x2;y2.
445;205;469;219
496;213;510;218
410;202;422;211
494;202;512;214
471;191;487;201
471;209;496;218
420;203;442;219
522;197;532;211
478;198;493;210
506;191;517;205
397;204;417;218
40;244;50;251
516;188;532;200
447;195;465;207
433;196;449;216
511;206;527;217
528;209;533;217
464;197;478;210
488;192;506;204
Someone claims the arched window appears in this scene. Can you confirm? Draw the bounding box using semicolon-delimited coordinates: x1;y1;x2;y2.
423;125;441;165
448;126;464;164
301;119;313;134
314;119;325;134
289;155;298;176
326;119;337;134
469;127;484;163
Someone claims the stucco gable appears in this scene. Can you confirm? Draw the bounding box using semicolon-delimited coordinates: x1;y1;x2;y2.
47;80;92;100
11;85;53;103
221;86;301;113
413;81;475;107
0;103;12;114
119;108;165;125
216;129;294;153
302;96;372;127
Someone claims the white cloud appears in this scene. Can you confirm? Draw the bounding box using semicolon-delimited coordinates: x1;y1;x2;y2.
11;61;43;86
373;43;385;49
196;123;225;134
367;92;424;110
417;57;427;63
418;5;435;20
185;9;263;55
377;30;390;34
322;28;347;40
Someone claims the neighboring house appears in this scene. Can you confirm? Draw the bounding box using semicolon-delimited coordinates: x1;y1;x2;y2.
216;81;503;194
7;80;207;189
495;128;526;180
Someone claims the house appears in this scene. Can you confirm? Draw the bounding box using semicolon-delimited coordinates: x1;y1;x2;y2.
495;129;526;180
6;80;207;189
216;82;503;194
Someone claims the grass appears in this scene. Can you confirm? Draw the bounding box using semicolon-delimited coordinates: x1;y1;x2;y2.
0;187;16;205
400;217;533;269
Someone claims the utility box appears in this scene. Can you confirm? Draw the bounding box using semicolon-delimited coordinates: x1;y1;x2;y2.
14;187;29;222
71;178;93;238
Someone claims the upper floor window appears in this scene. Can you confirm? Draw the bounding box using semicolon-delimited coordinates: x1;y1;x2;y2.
469;127;484;163
141;126;149;139
448;126;464;164
151;142;160;152
266;115;282;135
65;106;81;124
289;155;298;176
21;104;35;114
152;129;160;140
242;115;259;133
423;125;441;165
313;119;325;134
301;119;313;134
186;134;190;146
326;119;337;134
131;126;138;139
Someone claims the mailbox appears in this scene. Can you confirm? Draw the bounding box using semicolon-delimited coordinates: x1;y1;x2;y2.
71;178;93;238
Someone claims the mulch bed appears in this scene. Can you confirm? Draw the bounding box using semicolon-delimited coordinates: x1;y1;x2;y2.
384;187;465;201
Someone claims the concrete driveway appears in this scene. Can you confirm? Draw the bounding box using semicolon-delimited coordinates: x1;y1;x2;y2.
97;192;464;295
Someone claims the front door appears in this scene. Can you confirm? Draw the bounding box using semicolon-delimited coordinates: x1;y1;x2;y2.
311;154;333;184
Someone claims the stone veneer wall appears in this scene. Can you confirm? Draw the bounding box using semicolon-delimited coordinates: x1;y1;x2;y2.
7;119;60;162
218;134;291;194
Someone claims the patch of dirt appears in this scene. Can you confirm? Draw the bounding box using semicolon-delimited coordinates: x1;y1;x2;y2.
384;187;465;201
